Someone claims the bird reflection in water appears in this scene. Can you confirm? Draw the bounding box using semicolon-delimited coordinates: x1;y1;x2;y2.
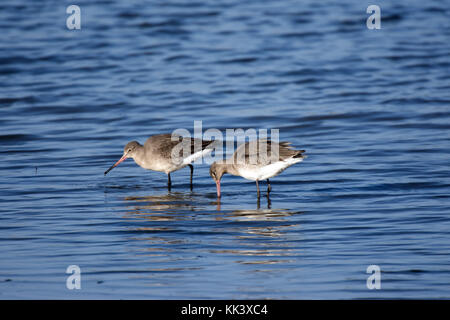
215;194;271;211
212;208;303;266
124;192;201;220
123;192;304;268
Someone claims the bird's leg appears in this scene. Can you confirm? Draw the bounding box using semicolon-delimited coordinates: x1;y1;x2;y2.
167;173;172;191
255;180;260;198
188;164;193;190
267;179;272;209
266;179;271;208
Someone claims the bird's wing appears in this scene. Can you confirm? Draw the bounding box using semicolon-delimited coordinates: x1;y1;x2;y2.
233;139;305;165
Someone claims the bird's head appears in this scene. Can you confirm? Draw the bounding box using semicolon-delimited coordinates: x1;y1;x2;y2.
210;161;228;197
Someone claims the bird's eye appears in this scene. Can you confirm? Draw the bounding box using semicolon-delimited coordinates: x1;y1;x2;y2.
128;149;132;152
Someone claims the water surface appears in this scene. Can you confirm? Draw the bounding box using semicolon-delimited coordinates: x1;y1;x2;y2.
0;0;449;299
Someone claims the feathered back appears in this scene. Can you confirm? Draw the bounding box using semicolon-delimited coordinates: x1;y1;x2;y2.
232;139;305;165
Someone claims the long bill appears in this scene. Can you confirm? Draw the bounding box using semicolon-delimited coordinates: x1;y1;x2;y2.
216;179;221;198
104;154;127;175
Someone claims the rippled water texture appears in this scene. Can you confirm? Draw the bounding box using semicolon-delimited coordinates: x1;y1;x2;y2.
1;0;449;299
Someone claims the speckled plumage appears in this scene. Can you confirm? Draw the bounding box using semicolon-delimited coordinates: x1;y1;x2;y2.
209;139;306;198
105;133;215;189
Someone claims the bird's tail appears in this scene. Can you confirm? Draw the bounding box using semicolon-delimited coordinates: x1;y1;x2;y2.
294;150;307;159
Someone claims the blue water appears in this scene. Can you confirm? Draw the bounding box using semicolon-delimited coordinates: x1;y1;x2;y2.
1;0;449;299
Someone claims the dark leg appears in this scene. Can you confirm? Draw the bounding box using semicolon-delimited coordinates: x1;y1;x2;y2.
266;179;271;208
256;180;260;198
167;173;172;190
188;164;193;189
